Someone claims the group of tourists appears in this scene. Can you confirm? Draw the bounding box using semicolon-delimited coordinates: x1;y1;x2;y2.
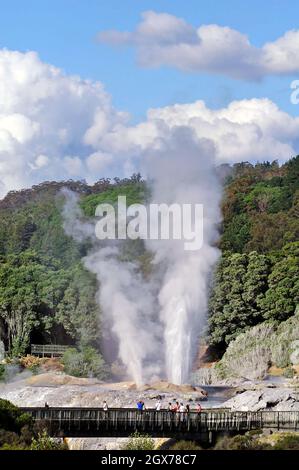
45;399;202;412
157;400;202;414
136;399;202;413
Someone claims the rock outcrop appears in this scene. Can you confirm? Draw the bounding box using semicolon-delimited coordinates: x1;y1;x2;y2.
193;313;299;384
223;386;299;411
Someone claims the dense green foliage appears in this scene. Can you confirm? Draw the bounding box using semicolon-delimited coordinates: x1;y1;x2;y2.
0;398;33;450
62;346;108;379
0;399;66;450
0;176;146;358
81;179;146;216
220;157;299;253
209;243;299;349
209;156;299;352
0;157;297;361
0;364;5;381
0;398;32;433
0;252;99;356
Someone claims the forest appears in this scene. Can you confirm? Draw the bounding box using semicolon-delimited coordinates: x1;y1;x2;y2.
0;156;298;370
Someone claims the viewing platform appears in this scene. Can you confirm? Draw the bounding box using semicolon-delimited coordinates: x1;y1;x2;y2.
30;344;70;358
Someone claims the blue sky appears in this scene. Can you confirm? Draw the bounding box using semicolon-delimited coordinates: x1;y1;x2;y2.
0;1;299;195
1;0;298;120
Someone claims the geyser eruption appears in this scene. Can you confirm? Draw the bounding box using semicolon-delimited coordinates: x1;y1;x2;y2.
84;247;163;386
144;129;222;384
61;128;221;385
61;189;163;386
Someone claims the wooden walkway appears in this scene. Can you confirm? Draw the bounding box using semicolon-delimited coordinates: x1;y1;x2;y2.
19;407;299;438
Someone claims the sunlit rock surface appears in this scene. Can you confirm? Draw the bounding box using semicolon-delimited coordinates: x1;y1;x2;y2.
0;372;207;409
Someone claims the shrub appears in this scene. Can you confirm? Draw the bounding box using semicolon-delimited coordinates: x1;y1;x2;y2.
170;440;201;450
214;433;270;450
0;399;32;433
0;400;34;450
273;434;299;450
0;442;28;450
122;431;155;451
283;366;295;378
19;355;43;373
0;429;26;449
62;346;108;379
30;431;68;450
0;364;6;382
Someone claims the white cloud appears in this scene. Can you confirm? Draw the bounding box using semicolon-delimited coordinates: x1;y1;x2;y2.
98;11;299;80
0;49;129;196
28;154;49;170
0;48;298;198
86;151;113;172
100;98;299;164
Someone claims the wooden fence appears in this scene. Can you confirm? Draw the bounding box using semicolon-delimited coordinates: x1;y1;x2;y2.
30;344;70;357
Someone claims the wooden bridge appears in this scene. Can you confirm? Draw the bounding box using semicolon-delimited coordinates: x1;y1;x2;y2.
20;407;299;439
30;344;70;357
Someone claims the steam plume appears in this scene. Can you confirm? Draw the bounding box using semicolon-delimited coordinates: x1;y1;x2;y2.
61;189;163;386
143;128;221;384
61;128;221;385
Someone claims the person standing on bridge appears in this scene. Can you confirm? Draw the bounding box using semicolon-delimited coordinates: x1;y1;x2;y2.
196;403;202;414
155;400;161;411
103;401;108;412
137;400;143;411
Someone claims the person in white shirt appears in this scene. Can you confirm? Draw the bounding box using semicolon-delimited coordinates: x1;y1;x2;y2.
179;403;186;413
155;400;161;411
103;400;108;411
179;403;186;422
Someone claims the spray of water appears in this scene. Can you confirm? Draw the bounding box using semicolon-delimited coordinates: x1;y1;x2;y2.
143;128;222;384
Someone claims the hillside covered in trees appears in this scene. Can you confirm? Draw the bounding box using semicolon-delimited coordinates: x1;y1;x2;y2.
209;156;299;354
0;157;298;369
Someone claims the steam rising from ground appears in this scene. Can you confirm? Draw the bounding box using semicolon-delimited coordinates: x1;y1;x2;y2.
62;190;162;386
84;247;163;385
62;129;221;385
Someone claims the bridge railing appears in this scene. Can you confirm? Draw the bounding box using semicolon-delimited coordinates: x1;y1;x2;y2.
30;344;70;357
19;407;299;436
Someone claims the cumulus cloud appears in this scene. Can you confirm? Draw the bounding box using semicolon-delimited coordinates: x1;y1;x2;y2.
0;49;129;196
0;48;299;198
98;10;299;80
101;98;299;164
